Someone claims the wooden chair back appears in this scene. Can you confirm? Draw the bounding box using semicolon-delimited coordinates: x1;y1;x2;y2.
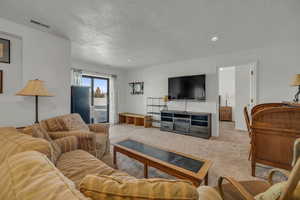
279;158;300;200
251;103;284;115
252;107;300;170
243;106;251;136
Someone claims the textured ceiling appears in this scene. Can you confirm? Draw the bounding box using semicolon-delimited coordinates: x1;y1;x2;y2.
0;0;299;68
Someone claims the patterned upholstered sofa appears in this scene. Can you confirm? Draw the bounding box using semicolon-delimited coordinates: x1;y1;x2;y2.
24;113;111;162
0;126;222;200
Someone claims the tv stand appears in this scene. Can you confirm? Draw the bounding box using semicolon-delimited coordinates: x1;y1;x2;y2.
160;110;211;139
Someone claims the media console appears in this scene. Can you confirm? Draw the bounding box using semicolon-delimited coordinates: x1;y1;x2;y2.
160;110;212;139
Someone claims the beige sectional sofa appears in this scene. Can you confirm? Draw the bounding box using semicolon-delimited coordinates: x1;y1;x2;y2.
0;125;222;200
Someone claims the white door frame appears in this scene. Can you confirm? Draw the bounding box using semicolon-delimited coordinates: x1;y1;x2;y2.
249;62;258;108
217;61;258;132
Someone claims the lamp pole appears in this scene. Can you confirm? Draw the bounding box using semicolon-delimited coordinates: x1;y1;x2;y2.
35;95;39;124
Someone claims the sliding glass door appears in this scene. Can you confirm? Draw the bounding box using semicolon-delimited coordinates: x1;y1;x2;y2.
82;75;109;123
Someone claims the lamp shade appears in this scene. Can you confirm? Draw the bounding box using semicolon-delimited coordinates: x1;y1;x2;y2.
16;79;53;97
291;74;300;86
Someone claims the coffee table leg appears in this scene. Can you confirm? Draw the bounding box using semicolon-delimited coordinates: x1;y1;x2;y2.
204;172;208;185
113;148;118;169
144;163;148;178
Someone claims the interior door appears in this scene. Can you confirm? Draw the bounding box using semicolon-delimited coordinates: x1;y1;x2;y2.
235;63;256;130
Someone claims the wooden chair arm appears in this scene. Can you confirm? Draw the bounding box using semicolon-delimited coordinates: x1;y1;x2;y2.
218;176;255;200
268;168;290;185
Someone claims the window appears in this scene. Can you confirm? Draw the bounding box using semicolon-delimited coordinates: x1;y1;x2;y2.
82;75;109;123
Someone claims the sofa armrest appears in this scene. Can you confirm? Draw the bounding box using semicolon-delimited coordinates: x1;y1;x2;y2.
88;123;110;134
197;186;223;200
49;131;96;154
54;136;78;153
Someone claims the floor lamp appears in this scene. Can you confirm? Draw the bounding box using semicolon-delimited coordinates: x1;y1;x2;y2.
16;79;53;124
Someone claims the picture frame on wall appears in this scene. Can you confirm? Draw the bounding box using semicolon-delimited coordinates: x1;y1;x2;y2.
0;70;3;93
129;81;144;95
0;38;10;64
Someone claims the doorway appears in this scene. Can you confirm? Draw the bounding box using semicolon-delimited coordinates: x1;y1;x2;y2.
82;75;110;123
218;62;257;133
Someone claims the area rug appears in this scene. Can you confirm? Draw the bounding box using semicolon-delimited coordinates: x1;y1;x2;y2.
109;124;284;186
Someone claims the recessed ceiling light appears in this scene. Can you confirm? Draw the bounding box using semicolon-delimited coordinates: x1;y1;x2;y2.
211;36;219;42
127;59;131;62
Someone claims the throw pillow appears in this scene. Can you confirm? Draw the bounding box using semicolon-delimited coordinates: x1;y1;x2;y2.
45;118;65;132
255;182;286;200
255;181;300;200
60;114;89;131
80;175;199;200
32;124;62;164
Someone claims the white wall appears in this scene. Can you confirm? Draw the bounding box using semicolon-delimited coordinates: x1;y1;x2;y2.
0;17;71;126
123;40;300;137
219;67;235;121
123;60;219;136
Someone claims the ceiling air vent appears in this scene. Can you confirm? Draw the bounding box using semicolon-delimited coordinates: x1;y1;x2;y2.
30;19;50;29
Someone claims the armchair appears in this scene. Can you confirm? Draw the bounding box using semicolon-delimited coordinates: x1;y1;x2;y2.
218;159;300;200
40;114;110;161
218;138;300;200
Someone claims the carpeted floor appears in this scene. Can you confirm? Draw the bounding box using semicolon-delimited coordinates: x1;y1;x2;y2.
109;122;277;186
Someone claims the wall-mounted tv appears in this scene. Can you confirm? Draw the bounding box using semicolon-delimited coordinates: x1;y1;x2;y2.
168;74;206;100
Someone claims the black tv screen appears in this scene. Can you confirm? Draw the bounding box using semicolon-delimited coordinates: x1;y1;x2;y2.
168;75;206;100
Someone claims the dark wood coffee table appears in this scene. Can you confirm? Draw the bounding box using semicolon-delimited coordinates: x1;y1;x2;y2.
113;139;212;186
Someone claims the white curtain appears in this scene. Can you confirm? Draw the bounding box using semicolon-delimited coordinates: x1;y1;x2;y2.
109;74;118;124
71;69;83;86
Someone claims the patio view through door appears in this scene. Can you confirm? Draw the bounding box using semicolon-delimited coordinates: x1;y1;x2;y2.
82;75;109;123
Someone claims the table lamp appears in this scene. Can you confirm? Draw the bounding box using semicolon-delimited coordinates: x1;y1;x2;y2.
291;74;300;102
16;79;53;123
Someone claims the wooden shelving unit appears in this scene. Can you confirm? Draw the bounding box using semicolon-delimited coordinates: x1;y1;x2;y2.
119;113;152;128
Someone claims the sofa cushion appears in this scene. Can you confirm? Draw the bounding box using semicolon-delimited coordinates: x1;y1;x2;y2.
0;151;89;200
59;114;89;131
80;175;199;200
56;149;129;188
0;127;53;163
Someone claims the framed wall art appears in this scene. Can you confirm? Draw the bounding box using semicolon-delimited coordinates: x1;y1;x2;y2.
129;81;144;95
0;38;10;63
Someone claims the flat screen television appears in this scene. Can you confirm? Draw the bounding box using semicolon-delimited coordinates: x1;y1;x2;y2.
168;75;206;100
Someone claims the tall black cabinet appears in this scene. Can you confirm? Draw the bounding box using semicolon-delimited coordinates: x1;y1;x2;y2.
71;86;91;124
